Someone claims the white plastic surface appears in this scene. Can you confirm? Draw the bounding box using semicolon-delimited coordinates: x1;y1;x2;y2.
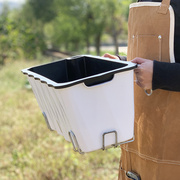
27;70;135;153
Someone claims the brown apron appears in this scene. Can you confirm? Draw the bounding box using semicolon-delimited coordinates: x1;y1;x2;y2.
118;0;180;179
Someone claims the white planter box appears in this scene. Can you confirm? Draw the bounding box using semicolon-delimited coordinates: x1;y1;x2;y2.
22;55;136;153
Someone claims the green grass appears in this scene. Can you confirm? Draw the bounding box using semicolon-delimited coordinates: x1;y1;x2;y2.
0;59;121;180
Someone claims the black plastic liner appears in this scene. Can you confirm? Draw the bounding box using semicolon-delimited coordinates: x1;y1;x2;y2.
24;55;136;88
29;56;125;81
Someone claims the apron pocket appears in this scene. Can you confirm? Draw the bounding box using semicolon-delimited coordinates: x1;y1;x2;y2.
136;34;162;61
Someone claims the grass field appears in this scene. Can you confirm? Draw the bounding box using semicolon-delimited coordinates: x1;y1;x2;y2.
0;59;121;180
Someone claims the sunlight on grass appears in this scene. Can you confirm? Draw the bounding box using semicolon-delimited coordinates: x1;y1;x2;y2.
0;59;121;180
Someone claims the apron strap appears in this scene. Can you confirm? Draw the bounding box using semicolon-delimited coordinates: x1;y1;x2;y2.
157;0;171;14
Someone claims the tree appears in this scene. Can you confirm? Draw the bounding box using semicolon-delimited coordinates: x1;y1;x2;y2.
104;0;136;55
48;0;93;53
27;0;57;23
0;3;19;64
16;0;53;58
49;14;84;52
53;0;111;55
90;0;110;55
0;0;135;62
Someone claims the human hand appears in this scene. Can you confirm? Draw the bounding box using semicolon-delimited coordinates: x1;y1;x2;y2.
131;57;153;90
102;53;119;59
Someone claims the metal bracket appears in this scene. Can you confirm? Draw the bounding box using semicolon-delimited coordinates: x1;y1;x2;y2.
68;130;135;154
102;130;118;150
68;131;84;154
118;136;135;146
42;112;53;131
102;130;135;150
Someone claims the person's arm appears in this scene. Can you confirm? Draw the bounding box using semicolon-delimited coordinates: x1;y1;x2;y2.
153;60;180;91
132;57;180;92
102;53;127;61
131;58;153;90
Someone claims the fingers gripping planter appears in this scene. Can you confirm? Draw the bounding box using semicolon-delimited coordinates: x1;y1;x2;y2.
22;55;137;153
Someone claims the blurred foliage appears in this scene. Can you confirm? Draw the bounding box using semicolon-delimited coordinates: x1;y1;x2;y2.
28;0;57;23
0;0;135;62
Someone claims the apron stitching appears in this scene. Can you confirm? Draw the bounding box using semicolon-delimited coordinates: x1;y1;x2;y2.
121;146;180;165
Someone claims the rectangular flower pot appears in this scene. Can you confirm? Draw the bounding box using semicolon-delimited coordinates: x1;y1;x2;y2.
22;55;136;153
